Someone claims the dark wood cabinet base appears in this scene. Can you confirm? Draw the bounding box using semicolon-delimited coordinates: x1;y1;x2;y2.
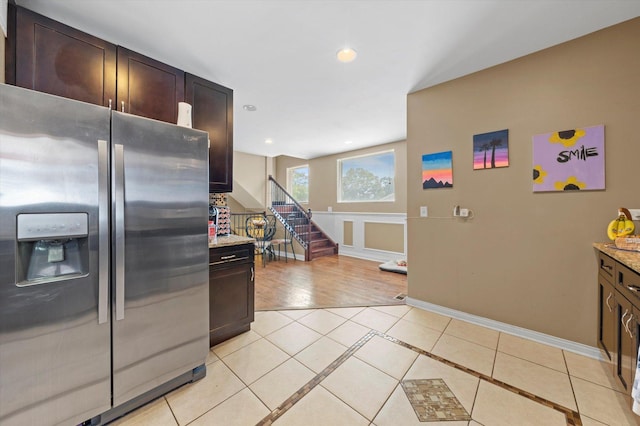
209;243;255;347
210;323;251;347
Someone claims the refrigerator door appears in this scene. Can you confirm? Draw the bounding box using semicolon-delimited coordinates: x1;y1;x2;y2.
0;85;111;425
110;112;209;406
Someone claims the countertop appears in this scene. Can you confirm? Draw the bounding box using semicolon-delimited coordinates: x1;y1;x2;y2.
593;242;640;273
209;234;255;249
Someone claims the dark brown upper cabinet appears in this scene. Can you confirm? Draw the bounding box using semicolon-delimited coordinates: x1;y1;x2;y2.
6;4;116;108
185;74;234;193
6;4;234;191
116;48;185;124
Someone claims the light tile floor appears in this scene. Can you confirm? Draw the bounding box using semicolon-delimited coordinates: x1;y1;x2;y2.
112;305;640;426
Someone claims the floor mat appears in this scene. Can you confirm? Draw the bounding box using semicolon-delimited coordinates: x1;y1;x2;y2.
401;378;471;422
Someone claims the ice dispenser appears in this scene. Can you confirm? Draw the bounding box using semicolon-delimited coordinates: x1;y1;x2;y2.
16;213;90;285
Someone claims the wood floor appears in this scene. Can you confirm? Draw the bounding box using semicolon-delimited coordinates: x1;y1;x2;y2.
254;254;408;311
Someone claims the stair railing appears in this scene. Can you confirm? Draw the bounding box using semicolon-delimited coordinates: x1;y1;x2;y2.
268;175;312;255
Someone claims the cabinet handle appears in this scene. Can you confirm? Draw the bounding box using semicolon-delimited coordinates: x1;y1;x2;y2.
601;264;613;272
108;99;112;109
626;314;634;337
121;101;125;112
251;266;254;282
628;285;640;293
606;293;613;312
221;255;236;260
621;309;629;331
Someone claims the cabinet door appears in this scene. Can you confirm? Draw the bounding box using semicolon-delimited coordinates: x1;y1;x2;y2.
117;47;185;124
616;294;634;391
598;278;616;361
209;262;254;345
9;5;116;107
185;74;234;193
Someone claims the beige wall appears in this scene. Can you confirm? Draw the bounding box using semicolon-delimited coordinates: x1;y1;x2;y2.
231;151;271;208
406;17;640;346
275;140;407;214
343;221;353;246
364;222;404;253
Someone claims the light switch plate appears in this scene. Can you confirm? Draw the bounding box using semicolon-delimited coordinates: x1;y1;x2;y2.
420;206;428;217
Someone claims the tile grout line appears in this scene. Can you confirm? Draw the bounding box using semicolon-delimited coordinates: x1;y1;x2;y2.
255;330;378;425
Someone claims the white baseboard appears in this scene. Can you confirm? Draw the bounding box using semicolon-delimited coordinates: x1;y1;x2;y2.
339;246;404;263
406;297;604;361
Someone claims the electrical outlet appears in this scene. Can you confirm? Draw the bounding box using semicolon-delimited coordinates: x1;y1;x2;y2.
420;206;428;217
460;208;469;217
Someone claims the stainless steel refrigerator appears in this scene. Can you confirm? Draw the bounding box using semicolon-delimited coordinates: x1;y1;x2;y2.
0;84;210;425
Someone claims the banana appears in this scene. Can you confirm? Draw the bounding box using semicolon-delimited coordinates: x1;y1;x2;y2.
608;216;623;240
622;219;635;237
607;208;637;240
618;215;626;236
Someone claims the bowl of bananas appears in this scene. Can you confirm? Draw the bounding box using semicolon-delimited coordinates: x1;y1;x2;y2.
607;207;640;251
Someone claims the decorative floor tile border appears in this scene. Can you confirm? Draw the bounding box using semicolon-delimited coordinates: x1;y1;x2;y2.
256;329;582;425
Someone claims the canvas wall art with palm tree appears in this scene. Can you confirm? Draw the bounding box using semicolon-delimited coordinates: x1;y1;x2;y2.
473;129;509;170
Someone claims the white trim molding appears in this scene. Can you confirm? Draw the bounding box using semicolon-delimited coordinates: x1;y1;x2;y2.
406;297;604;361
311;211;406;262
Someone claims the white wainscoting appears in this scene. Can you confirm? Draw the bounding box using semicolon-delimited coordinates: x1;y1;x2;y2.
311;211;407;262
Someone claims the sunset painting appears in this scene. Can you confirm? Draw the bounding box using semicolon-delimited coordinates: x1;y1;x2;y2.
473;129;509;170
422;151;453;189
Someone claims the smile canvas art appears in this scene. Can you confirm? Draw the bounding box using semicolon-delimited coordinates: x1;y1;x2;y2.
532;124;605;192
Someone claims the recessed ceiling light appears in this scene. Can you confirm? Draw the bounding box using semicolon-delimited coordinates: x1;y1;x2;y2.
243;105;257;111
265;138;273;144
345;140;353;145
336;48;357;63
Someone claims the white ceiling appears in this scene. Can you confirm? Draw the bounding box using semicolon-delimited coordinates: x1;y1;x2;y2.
16;0;640;159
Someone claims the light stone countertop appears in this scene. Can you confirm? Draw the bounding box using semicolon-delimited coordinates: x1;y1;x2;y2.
593;242;640;273
209;234;255;249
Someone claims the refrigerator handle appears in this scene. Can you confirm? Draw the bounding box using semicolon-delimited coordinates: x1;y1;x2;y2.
115;144;126;321
98;140;109;324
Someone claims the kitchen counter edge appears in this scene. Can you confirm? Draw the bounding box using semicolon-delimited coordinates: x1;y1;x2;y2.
593;242;640;273
209;235;255;249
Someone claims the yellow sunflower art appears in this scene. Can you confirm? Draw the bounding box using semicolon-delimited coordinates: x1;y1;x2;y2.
532;124;605;192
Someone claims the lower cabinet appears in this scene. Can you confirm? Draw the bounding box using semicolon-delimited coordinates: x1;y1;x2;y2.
596;251;640;396
209;243;255;347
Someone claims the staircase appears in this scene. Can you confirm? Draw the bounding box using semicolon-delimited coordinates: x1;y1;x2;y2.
269;175;338;261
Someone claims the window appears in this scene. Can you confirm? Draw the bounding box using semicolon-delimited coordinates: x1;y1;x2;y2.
338;150;395;202
287;165;309;203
